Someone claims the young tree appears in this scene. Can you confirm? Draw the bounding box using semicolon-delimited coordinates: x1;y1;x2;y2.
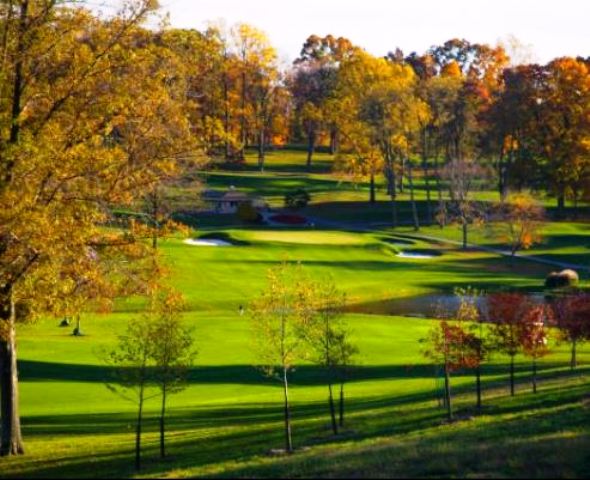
441;159;490;249
520;304;551;393
105;317;156;471
149;291;195;459
302;277;354;436
423;320;480;420
455;287;487;409
494;192;545;258
487;293;532;396
551;293;590;370
249;262;309;453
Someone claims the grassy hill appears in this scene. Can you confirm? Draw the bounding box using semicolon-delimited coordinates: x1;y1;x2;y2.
2;150;589;478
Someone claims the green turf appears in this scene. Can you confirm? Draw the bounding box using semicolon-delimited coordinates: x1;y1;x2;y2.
3;149;589;478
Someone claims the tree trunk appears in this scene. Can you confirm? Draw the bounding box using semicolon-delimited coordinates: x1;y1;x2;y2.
462;219;468;250
444;364;452;421
475;365;482;410
338;382;344;428
369;170;376;204
135;383;144;471
0;288;24;456
258;127;265;172
328;383;338;436
239;71;246;160
422;131;432;225
571;339;577;370
223;71;231;160
557;190;565;219
329;128;338;155
306;128;315;171
532;358;537;394
398;157;405;193
282;367;293;453
159;384;167;458
408;161;419;231
435;158;445;229
509;354;515;397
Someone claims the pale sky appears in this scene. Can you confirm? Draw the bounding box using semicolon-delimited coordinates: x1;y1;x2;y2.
96;0;589;64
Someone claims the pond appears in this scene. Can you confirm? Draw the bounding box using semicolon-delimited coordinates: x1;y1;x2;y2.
351;292;548;318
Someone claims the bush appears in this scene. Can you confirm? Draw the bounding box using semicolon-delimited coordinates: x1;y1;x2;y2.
545;269;579;289
284;189;310;210
236;202;261;223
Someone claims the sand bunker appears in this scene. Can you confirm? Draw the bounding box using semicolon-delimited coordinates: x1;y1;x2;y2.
396;251;437;259
183;238;232;247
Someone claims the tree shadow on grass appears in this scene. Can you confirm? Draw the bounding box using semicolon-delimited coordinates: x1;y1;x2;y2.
11;372;588;478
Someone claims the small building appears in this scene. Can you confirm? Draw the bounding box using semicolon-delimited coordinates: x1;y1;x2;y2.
202;187;267;214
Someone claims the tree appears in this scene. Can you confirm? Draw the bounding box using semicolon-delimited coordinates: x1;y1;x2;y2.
249;262;309;453
149;291;195;459
520;304;551;393
454;287;487;409
441;159;490;248
301;277;355;436
423;320;480;420
551;293;590;370
487;293;532;396
537;58;590;216
494;192;545;258
0;1;197;455
335;50;428;223
105;316;156;471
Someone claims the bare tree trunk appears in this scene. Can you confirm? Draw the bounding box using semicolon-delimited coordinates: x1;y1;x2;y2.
422;130;432;225
338;382;345;427
434;157;445;228
462;218;468;250
475;365;482;410
571;339;577;370
398;157;405;193
369;169;376;204
282;367;293;453
408;161;419;231
135;381;145;471
0;288;25;457
329;128;338;155
306;127;315;171
159;384;167;458
223;71;231;160
239;71;246;160
328;383;338;436
509;354;515;397
557;189;565;219
258;126;265;172
532;358;537;394
444;363;452;421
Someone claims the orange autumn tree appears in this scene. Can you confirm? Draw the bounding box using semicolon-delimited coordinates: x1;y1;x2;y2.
0;1;197;456
494;192;545;258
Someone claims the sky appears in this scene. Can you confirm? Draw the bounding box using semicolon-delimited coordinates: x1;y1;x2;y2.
96;0;589;64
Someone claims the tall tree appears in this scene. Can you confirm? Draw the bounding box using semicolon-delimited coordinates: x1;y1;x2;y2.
0;1;197;455
249;262;310;453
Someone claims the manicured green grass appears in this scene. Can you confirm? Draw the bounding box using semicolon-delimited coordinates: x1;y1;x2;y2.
3;224;589;478
3;149;589;478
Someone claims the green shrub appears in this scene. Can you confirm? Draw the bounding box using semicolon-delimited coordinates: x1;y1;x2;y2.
545;269;579;289
284;189;311;209
236;202;261;223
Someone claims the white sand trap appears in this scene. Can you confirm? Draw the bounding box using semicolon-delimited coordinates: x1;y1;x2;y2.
397;252;436;259
184;238;232;247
